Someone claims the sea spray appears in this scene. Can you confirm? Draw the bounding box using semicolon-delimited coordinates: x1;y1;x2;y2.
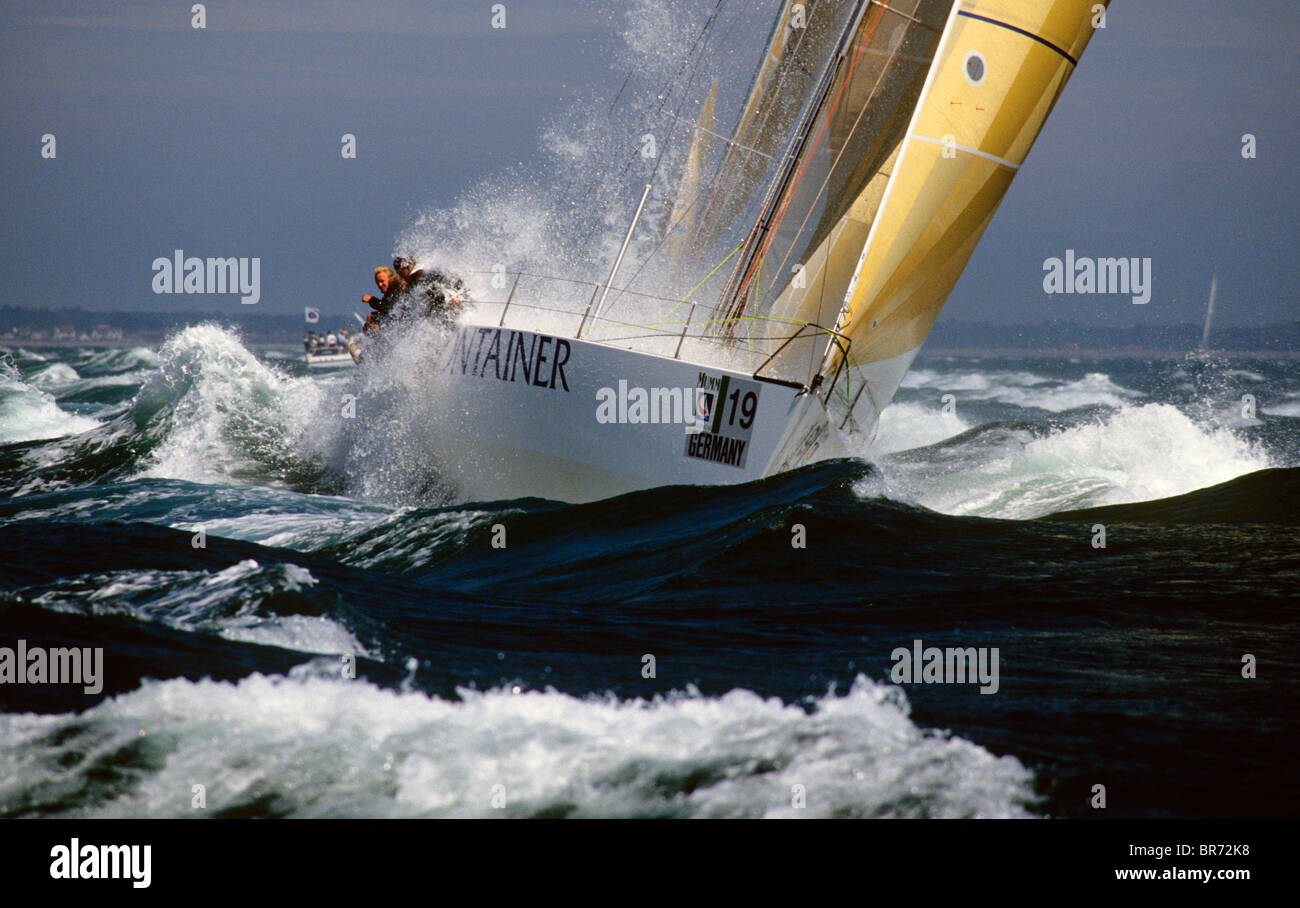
395;1;778;332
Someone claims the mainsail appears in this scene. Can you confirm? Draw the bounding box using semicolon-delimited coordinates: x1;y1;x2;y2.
689;0;858;262
713;0;952;380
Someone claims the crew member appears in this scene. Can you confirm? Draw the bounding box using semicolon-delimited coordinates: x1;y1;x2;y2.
393;257;468;326
361;259;470;335
361;266;409;329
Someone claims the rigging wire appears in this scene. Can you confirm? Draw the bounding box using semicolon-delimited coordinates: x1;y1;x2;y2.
614;1;834;315
725;2;885;324
574;0;729;260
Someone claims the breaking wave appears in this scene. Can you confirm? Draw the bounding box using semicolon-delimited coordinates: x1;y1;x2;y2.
876;402;1273;519
0;672;1034;819
899;366;1143;412
24;559;365;657
0;357;99;445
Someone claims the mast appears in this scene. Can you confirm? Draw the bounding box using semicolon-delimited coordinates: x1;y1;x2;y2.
709;0;953;386
712;0;872;325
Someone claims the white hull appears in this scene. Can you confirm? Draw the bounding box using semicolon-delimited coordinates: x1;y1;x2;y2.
823;346;922;445
413;319;870;503
304;351;355;368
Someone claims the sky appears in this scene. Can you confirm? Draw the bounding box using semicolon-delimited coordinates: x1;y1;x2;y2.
1;0;1297;329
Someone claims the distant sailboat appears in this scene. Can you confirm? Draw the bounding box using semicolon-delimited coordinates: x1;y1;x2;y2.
416;0;1111;503
1199;273;1218;351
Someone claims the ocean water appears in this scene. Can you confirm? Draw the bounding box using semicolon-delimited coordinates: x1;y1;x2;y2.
0;326;1296;818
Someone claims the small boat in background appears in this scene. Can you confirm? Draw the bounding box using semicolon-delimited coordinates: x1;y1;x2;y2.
304;349;356;368
303;326;358;368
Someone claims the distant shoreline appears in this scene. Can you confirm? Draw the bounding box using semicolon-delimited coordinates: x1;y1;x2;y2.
1;337;292;352
918;347;1300;360
5;307;1297;358
4;337;1296;360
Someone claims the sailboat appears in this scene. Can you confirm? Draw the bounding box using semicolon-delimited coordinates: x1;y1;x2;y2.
417;0;1110;503
1199;273;1218;352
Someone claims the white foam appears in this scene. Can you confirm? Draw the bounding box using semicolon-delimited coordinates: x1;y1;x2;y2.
1262;392;1300;418
133;325;326;486
79;347;160;373
24;362;81;389
31;560;365;658
0;360;99;444
900;367;1141;412
176;509;380;550
875;403;1272;519
0;673;1034;818
873;401;970;455
979;372;1141;412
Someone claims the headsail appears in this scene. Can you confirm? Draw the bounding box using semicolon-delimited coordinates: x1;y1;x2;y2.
825;0;1109;387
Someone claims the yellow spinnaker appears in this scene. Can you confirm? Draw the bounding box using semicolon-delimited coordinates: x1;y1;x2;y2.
831;0;1108;368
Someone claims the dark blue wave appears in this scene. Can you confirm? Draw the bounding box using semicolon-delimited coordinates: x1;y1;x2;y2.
1045;466;1300;524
